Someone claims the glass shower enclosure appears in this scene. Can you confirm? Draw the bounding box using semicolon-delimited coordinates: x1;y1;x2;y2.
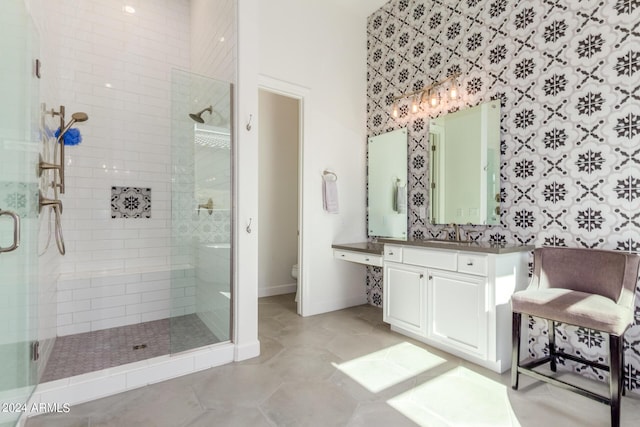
0;2;39;426
170;70;233;352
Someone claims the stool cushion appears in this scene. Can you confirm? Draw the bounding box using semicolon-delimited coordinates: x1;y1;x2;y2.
512;288;633;336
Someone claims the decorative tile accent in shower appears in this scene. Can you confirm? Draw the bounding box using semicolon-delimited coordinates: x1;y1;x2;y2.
0;181;38;218
111;186;152;219
367;0;640;391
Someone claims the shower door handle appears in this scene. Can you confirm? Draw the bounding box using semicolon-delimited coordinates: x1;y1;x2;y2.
0;209;20;253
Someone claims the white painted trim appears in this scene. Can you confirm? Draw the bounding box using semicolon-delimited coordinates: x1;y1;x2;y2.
303;295;368;317
233;339;261;361
258;283;297;298
257;74;311;317
234;0;260;361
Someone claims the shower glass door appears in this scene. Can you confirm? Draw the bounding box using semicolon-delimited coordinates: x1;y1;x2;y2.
169;70;233;353
0;2;40;426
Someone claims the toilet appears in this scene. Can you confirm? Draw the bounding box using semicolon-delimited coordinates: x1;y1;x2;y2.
291;264;299;302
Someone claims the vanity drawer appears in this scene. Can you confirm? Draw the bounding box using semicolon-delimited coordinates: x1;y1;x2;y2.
384;245;403;262
403;247;457;271
457;254;488;276
334;250;383;267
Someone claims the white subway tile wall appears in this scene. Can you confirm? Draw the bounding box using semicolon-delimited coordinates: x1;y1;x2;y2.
56;268;195;336
28;0;237;341
40;0;192;276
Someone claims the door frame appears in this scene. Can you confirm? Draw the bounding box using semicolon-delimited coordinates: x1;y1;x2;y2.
257;75;309;316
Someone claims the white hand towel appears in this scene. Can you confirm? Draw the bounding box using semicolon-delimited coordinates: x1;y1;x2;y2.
323;179;339;214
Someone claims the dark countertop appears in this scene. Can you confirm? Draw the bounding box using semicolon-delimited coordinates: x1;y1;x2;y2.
378;238;534;255
331;242;385;255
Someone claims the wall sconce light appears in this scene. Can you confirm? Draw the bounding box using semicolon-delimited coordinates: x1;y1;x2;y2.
390;72;461;118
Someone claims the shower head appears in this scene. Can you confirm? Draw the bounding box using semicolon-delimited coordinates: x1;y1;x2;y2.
189;106;213;123
71;112;88;123
58;111;89;138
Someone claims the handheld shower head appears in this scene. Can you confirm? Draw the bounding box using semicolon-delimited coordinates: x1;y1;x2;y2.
59;112;89;137
189;106;213;123
71;112;88;122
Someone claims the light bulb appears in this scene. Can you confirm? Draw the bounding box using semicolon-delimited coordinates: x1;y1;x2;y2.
450;76;459;99
411;95;419;113
392;102;399;118
430;93;438;107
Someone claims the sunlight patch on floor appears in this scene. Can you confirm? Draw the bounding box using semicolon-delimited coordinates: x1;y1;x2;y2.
387;366;519;427
333;342;447;393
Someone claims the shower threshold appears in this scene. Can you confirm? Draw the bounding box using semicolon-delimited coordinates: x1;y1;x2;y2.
42;314;220;382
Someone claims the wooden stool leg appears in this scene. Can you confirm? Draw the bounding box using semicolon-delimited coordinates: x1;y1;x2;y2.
549;320;557;372
511;312;521;390
610;334;622;427
622;341;626;397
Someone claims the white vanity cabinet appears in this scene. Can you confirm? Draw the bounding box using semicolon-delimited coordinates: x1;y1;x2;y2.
383;261;427;336
428;269;487;359
382;243;529;373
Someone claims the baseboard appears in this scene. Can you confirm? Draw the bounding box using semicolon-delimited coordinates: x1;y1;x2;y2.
258;283;297;298
302;295;367;317
234;339;261;361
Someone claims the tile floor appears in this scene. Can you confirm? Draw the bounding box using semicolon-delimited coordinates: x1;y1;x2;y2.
27;294;640;426
42;314;220;382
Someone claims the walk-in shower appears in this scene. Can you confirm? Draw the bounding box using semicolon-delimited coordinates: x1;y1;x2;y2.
1;0;237;421
37;67;234;384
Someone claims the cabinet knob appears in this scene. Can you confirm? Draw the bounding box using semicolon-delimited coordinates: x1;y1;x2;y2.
365;258;370;261
467;261;474;266
428;275;433;280
341;254;345;257
419;273;424;279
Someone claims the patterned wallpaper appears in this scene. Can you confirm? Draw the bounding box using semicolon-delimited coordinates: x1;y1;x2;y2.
366;0;640;391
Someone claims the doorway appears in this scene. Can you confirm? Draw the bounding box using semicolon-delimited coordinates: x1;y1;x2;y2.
257;79;306;315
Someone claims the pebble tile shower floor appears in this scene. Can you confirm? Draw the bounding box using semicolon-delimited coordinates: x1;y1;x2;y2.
42;314;220;382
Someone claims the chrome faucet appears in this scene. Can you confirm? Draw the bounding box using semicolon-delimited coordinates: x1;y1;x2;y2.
448;223;461;241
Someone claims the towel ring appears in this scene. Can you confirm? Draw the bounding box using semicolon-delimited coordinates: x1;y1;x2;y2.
323;170;338;182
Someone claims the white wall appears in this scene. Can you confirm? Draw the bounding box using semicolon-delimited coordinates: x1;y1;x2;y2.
258;90;299;297
257;0;369;315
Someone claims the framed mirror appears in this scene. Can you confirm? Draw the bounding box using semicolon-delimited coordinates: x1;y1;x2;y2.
430;100;500;225
368;128;407;238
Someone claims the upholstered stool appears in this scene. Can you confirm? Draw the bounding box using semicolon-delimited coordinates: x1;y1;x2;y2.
511;247;640;427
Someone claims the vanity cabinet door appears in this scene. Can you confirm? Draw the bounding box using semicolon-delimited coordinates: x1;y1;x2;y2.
428;270;487;358
383;261;427;337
